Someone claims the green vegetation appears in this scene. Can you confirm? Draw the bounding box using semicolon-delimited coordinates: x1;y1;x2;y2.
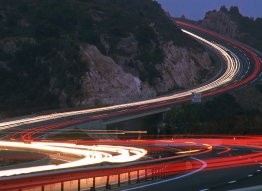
0;0;203;116
163;93;262;135
164;103;199;134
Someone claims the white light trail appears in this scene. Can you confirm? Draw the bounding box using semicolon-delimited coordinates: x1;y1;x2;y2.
0;29;242;134
0;141;147;177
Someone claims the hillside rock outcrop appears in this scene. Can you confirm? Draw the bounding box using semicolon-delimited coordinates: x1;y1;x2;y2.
69;41;213;107
155;42;212;93
76;45;156;107
201;11;239;38
0;0;217;114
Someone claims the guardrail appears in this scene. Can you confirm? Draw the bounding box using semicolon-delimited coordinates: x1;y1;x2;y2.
0;153;190;191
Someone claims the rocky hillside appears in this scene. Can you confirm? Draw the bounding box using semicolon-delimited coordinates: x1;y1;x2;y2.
199;6;262;112
0;0;215;117
200;6;262;52
201;9;239;38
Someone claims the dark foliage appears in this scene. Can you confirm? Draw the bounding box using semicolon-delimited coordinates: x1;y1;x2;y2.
164;93;262;135
0;0;201;116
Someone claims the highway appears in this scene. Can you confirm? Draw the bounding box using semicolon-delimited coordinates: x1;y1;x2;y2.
119;140;262;191
0;138;262;190
0;21;262;191
0;142;147;177
0;21;261;141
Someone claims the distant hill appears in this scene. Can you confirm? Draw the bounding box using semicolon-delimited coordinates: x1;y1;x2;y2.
200;6;262;52
200;6;262;112
0;0;214;117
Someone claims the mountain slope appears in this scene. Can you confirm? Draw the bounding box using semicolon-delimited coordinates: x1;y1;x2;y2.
200;5;262;112
0;0;214;117
200;6;262;52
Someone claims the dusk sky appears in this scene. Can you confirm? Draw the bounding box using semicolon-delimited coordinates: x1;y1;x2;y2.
156;0;262;20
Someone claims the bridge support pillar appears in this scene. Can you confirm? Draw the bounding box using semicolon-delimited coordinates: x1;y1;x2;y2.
137;170;139;183
61;182;64;191
166;165;170;176
90;177;96;191
105;176;111;189
151;168;154;180
42;185;44;191
145;169;148;181
128;172;131;184
118;174;120;187
78;179;80;191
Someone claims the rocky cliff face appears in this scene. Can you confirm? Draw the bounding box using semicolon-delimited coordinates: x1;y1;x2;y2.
201;11;239;38
0;0;216;114
155;42;212;93
68;41;213;107
76;44;156;106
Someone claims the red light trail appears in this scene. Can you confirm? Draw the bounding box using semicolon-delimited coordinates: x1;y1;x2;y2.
1;21;262;190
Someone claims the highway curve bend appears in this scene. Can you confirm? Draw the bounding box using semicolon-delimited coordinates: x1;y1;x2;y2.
0;21;262;191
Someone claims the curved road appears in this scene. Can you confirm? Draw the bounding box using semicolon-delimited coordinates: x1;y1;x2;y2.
0;21;261;141
0;21;262;190
0;21;262;141
120;143;262;191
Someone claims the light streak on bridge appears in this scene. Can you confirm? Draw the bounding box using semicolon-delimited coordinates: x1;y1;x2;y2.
0;20;262;190
0;28;253;140
0;141;147;177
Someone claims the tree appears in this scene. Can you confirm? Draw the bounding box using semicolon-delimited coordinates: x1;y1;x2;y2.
180;14;186;19
220;6;228;13
229;6;240;15
164;104;199;134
